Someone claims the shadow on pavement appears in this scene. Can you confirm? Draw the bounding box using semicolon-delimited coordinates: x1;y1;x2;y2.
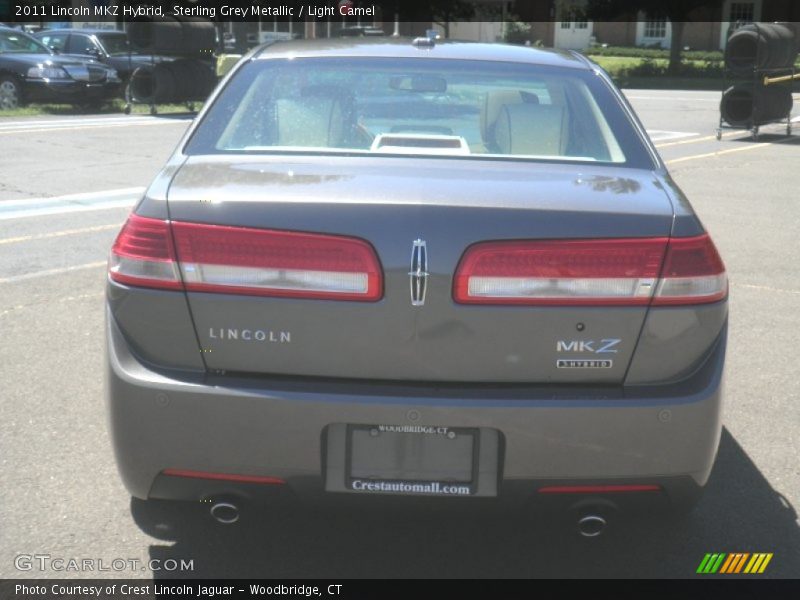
724;132;800;145
131;428;799;578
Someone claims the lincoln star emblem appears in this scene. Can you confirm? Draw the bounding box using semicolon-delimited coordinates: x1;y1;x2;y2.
409;239;429;306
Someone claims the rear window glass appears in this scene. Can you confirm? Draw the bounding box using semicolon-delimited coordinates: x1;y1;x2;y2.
0;30;50;54
186;56;653;168
97;33;129;55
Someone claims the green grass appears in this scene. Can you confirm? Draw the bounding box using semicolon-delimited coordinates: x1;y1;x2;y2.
617;77;724;90
588;55;723;73
0;99;201;118
586;55;724;90
586;53;800;90
588;55;646;71
585;45;723;62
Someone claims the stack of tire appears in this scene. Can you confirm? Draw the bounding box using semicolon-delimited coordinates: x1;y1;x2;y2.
126;17;217;105
720;23;797;127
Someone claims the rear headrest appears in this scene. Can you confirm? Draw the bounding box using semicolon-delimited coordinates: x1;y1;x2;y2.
274;85;353;147
274;97;344;147
493;104;567;157
480;90;539;141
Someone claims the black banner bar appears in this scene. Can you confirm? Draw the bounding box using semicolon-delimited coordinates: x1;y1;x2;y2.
3;0;800;24
2;579;800;599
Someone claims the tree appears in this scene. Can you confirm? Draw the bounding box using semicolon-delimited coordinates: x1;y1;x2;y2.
430;0;476;38
587;0;723;75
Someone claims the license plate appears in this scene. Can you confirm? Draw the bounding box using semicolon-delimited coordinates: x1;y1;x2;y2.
345;424;478;496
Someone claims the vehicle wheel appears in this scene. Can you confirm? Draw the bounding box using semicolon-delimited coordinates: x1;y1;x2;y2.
0;76;23;110
123;104;131;115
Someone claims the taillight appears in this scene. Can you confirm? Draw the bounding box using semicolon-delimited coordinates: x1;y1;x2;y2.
453;238;668;305
162;469;285;485
652;234;727;305
453;234;726;306
108;214;182;290
172;222;382;301
109;214;383;301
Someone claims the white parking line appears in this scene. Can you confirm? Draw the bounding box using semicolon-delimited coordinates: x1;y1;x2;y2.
0;115;192;133
647;130;699;142
626;95;719;102
0;223;120;245
0;187;143;220
0;261;106;284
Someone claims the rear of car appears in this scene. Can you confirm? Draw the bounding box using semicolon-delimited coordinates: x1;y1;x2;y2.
106;40;727;517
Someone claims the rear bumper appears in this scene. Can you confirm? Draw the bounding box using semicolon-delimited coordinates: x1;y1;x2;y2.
106;309;725;508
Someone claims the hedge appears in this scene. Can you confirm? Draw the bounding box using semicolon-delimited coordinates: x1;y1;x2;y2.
583;45;724;62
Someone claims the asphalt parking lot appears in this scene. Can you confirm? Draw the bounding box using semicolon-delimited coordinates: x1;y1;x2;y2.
0;89;798;579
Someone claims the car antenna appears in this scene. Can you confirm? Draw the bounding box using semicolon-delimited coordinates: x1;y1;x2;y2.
412;29;440;48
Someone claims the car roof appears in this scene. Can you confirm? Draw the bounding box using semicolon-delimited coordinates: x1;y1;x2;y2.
254;38;591;70
34;28;124;35
0;25;41;37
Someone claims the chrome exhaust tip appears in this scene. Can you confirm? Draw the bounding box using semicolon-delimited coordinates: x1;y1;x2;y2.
210;501;240;524
577;514;607;538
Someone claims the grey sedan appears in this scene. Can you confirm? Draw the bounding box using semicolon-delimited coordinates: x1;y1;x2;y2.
106;38;727;535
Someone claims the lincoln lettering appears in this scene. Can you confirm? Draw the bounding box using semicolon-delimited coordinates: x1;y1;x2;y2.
208;328;291;343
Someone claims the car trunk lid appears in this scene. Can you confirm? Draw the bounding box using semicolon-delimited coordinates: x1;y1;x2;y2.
165;155;675;383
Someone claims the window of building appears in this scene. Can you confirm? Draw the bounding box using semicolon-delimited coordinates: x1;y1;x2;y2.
560;15;587;29
729;2;756;27
644;18;667;39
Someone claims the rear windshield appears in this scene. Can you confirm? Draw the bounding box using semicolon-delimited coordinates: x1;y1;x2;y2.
0;30;50;54
97;33;129;55
186;56;654;168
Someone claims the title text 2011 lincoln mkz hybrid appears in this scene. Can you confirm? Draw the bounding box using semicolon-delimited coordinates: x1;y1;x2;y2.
106;38;727;530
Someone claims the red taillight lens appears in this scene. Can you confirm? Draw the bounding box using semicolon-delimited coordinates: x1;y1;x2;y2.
172;222;382;301
109;214;182;290
454;234;727;307
162;469;285;485
652;234;727;305
453;238;668;306
109;214;383;301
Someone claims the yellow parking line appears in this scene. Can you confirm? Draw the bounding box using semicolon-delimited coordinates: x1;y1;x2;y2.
0;261;106;284
0;223;119;245
0;291;104;318
656;131;740;148
736;283;800;296
665;138;786;165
